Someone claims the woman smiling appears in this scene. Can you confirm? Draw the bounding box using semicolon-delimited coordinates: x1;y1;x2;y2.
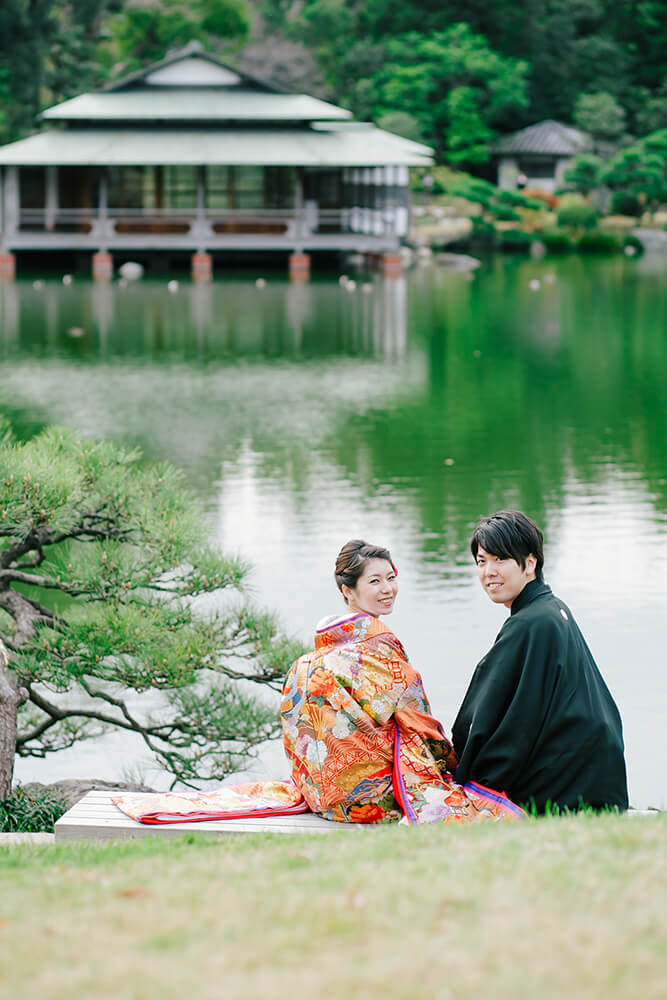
281;539;524;825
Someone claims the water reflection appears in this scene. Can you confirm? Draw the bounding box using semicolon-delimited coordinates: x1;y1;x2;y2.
2;257;666;807
0;275;409;362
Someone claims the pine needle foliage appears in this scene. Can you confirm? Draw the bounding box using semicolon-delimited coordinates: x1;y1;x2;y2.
0;420;301;794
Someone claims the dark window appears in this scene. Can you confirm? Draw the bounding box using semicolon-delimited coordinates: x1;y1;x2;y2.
19;167;45;209
519;157;557;179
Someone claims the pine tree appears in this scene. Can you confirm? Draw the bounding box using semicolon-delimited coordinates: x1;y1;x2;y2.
0;420;300;798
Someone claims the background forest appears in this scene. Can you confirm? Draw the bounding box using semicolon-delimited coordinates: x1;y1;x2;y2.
1;0;666;169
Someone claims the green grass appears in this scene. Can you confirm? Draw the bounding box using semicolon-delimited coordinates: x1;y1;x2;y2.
0;784;68;832
1;815;665;999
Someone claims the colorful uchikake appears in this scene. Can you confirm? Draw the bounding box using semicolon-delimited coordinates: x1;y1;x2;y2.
113;612;523;826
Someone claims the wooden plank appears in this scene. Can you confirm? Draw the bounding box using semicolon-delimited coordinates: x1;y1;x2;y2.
55;791;347;842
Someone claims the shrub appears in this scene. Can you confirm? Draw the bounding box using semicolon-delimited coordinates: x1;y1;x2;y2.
523;187;559;209
610;191;642;217
0;784;68;832
540;229;575;253
622;234;644;254
469;216;497;248
492;205;522;222
497;229;532;251
576;231;621;253
557;196;598;231
496;189;545;211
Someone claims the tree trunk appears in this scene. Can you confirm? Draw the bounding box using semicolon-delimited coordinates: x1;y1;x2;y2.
0;642;24;799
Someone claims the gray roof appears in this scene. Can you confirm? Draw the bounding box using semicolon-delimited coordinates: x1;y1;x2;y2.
40;89;352;124
2;42;432;167
101;40;283;94
39;41;352;124
0;124;433;167
493;120;592;156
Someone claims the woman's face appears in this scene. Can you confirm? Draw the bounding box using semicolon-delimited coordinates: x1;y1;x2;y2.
343;558;398;617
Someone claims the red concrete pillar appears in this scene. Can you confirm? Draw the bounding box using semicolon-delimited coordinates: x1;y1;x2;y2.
289;252;310;282
192;251;212;283
0;252;16;281
92;251;113;281
380;252;403;278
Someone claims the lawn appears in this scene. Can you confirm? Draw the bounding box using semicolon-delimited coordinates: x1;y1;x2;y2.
1;814;664;999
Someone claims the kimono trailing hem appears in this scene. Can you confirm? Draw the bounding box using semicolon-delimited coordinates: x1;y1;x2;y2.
282;612;524;825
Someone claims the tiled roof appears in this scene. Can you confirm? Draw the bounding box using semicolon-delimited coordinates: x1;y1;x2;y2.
493;120;592;156
0;124;433;167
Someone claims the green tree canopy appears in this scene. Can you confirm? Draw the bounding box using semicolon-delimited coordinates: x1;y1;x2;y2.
574;92;627;143
100;0;251;74
601;138;667;211
0;422;300;798
561;154;604;197
358;25;528;165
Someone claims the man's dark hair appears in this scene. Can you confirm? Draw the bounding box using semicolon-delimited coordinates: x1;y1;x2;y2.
470;510;544;581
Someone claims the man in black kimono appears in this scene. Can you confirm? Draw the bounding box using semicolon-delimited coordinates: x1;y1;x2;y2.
452;510;628;812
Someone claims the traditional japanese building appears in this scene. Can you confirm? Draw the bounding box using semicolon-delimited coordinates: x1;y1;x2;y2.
493;119;592;193
0;42;432;280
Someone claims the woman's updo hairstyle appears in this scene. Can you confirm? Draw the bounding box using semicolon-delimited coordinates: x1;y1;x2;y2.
335;539;396;604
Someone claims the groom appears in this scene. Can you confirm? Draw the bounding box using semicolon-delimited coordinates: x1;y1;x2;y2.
452;510;628;813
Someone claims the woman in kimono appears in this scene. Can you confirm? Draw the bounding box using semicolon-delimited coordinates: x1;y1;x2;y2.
281;539;524;825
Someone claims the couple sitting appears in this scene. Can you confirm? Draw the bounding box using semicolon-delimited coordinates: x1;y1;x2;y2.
281;510;628;823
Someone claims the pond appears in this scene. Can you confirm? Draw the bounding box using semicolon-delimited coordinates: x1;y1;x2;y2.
2;253;666;809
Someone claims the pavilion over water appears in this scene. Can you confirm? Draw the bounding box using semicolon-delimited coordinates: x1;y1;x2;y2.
0;42;432;280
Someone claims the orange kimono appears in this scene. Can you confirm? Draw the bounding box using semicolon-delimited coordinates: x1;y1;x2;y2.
281;612;524;824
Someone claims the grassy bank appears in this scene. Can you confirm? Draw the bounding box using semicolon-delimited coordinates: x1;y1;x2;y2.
1;815;665;999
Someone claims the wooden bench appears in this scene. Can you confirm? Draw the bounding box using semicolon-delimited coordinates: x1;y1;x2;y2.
54;790;344;841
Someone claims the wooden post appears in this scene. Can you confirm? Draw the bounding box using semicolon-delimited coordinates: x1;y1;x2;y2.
3;166;19;239
380;252;403;278
92;251;113;281
294;168;304;239
289;252;310;282
0;252;15;281
45;166;58;231
192;251;212;283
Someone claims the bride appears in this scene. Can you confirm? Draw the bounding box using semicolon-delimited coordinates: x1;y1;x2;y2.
281;539;524;824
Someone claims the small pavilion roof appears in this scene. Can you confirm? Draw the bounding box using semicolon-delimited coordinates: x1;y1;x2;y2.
493;120;592;156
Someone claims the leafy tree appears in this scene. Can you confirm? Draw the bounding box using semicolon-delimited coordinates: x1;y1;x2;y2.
556;193;598;231
629;78;667;137
601;142;666;213
0;422;300;799
609;191;642;217
376;111;424;144
574;92;626;143
99;0;251;74
368;25;529;164
561;154;604;197
0;0;119;143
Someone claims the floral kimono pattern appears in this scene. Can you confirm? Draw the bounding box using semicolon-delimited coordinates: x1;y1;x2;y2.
113;780;308;824
281;612;524;824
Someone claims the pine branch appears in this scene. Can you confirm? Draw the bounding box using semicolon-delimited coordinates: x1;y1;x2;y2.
0;632;18;652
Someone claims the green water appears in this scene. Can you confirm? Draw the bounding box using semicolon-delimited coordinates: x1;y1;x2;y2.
1;254;666;807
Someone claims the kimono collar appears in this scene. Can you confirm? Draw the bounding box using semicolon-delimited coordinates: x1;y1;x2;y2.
510;578;552;615
314;612;395;650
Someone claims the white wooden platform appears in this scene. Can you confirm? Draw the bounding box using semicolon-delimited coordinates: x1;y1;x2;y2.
54;790;345;842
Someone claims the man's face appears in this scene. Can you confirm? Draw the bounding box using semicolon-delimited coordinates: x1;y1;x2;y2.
475;546;536;608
